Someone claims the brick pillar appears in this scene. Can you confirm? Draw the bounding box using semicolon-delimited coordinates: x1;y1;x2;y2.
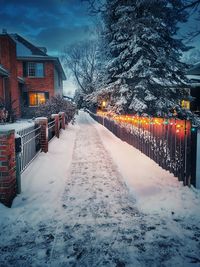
59;112;65;130
0;129;16;207
35;117;48;153
51;114;59;138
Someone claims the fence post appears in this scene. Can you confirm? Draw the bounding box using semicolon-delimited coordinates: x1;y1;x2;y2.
35;117;48;153
190;126;199;187
51;114;59;138
59;112;65;130
195;128;200;189
15;135;22;194
0;129;17;207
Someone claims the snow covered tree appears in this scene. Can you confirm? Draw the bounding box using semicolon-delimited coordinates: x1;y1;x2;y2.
97;0;191;117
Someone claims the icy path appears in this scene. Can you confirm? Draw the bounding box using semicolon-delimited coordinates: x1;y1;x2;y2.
0;111;200;267
49;113;147;266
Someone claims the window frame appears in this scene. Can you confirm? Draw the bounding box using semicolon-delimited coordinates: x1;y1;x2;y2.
27;62;45;78
181;100;190;110
28;92;47;107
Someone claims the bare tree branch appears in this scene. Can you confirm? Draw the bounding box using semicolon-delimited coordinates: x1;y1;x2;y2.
81;0;106;14
182;0;200;10
180;0;200;41
62;40;99;95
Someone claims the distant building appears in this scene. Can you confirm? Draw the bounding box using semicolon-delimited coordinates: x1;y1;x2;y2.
187;62;200;115
0;31;66;118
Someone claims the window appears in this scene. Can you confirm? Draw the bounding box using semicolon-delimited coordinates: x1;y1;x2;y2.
181;100;190;110
29;92;46;106
27;62;44;77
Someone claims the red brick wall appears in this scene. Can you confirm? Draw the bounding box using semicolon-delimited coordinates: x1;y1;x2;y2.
0;35;21;116
17;61;23;77
17;61;55;97
0;77;4;100
0;130;16;207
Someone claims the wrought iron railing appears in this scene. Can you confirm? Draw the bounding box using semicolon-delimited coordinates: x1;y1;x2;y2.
17;125;41;173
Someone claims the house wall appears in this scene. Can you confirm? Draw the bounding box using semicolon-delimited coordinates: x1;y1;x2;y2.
0;35;20;116
17;61;55;96
17;60;57;118
190;86;200;114
54;67;63;95
0;77;4;101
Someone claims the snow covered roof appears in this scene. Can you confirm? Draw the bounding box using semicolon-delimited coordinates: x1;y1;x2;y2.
17;76;25;84
186;76;200;87
186;63;200;87
187;74;200;81
187;62;200;75
0;65;9;76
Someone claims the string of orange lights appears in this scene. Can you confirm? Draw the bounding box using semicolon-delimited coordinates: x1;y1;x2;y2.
96;111;196;134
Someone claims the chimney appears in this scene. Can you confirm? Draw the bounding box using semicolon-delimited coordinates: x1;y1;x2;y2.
38;47;47;54
2;29;7;34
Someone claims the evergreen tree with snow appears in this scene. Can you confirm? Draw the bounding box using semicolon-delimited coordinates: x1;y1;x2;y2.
99;0;190;116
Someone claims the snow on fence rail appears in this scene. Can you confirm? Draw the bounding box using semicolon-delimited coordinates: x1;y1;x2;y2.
16;113;65;173
0;113;66;206
89;111;199;188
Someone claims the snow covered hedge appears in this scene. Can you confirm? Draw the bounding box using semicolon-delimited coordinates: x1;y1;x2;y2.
35;95;76;124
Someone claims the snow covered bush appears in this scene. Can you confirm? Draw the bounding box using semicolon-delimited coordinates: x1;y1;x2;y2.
0;97;17;123
35;95;76;124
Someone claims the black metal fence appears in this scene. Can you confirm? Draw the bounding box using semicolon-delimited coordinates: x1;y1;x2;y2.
89;112;198;187
13;113;65;179
16;125;41;173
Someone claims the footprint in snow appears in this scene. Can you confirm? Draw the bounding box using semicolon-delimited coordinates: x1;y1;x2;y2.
62;204;67;209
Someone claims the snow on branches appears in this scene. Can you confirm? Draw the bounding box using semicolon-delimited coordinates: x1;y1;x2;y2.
89;0;192;117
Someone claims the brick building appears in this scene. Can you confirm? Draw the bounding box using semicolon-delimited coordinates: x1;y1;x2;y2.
187;63;200;115
0;31;66;119
0;34;20;119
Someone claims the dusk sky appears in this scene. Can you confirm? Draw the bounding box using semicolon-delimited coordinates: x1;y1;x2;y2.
0;0;97;95
0;0;200;95
0;0;94;55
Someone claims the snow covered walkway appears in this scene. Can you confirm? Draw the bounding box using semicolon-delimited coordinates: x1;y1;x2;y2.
0;111;200;267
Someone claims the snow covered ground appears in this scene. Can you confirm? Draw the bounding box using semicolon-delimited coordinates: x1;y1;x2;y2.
0;119;35;131
0;111;200;267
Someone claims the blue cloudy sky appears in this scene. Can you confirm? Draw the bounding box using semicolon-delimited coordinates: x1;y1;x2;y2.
0;0;97;95
0;0;95;56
